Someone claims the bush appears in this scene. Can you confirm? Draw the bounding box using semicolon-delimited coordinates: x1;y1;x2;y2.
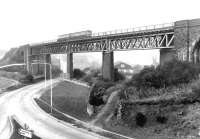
25;74;33;82
156;116;168;124
52;66;62;77
129;66;160;89
191;80;200;98
88;80;115;106
81;69;101;85
20;74;34;83
157;59;199;86
118;86;140;100
114;68;125;82
135;112;147;127
128;59;200;89
73;69;86;79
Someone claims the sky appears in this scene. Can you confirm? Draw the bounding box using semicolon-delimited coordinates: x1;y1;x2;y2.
0;0;200;65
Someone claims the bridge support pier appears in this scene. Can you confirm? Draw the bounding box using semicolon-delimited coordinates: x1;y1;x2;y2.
45;54;51;79
32;55;40;75
102;51;114;81
66;53;73;79
160;49;176;65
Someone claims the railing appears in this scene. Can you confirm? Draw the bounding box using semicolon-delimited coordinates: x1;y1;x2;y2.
92;22;174;37
30;22;174;46
30;39;57;46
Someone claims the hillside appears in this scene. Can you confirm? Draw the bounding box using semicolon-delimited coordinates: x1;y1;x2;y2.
0;50;6;59
0;47;24;66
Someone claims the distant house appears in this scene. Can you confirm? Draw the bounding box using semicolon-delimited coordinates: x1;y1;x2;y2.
115;62;134;79
83;67;91;74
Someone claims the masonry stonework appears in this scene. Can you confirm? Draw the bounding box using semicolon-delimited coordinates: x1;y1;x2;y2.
102;51;114;81
66;53;73;79
174;18;200;62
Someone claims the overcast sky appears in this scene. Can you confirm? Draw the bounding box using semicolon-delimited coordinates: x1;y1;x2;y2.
0;0;200;65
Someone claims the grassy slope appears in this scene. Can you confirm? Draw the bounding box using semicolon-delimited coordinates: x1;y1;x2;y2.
40;81;91;121
39;80;200;139
0;77;16;89
0;70;23;81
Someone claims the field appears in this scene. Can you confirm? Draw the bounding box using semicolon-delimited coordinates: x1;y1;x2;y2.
0;77;18;90
40;80;91;121
0;70;23;81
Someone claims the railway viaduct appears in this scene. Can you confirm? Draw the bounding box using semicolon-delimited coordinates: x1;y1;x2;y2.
20;18;200;81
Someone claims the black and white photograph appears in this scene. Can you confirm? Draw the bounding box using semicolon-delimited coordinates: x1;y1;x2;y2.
0;0;200;138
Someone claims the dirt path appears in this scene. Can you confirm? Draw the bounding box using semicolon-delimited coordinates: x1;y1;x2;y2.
91;90;120;125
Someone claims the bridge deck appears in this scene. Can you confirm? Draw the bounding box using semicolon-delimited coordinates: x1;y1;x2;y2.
30;24;174;47
29;23;174;54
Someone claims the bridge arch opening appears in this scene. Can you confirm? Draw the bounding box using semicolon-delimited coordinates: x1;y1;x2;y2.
114;50;160;79
73;52;102;79
192;38;200;63
73;52;102;71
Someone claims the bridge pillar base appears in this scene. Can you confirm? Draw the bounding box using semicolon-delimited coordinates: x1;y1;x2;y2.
32;55;40;75
102;51;114;81
160;49;176;65
66;53;73;79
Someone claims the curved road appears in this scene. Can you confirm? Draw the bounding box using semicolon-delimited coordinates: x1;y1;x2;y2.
0;80;107;139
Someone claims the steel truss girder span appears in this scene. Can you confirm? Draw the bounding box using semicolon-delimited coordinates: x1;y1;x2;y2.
38;32;174;54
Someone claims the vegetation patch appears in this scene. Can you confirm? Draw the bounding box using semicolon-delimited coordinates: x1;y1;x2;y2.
127;59;200;89
38;59;200;138
135;112;147;127
40;81;91;121
73;68;86;79
156;116;168;124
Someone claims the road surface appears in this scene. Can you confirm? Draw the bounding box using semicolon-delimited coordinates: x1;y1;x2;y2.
0;79;107;139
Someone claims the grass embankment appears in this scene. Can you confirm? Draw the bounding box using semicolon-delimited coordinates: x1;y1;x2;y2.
40;81;91;121
0;77;17;89
0;76;26;95
0;70;23;81
38;80;200;138
35;98;132;139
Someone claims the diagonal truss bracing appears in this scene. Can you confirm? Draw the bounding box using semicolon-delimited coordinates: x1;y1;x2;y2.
30;30;174;55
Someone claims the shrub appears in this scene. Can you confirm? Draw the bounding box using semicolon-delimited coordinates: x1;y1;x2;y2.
73;68;86;79
156;116;168;124
191;80;200;98
88;80;115;106
157;59;199;86
129;66;160;89
135;112;147;127
114;68;125;82
20;74;34;83
81;69;102;85
25;74;33;82
52;66;62;77
128;59;199;89
118;86;139;100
